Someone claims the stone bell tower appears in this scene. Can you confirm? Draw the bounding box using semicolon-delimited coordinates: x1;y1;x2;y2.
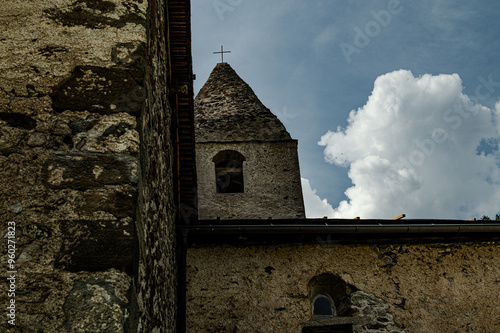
194;63;305;220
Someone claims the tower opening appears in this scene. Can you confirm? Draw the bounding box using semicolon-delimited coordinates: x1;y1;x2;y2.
213;150;245;193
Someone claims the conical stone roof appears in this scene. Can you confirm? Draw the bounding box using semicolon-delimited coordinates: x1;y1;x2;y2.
194;63;291;142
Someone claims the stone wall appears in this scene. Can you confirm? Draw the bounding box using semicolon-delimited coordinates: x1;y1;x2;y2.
134;0;178;331
186;241;500;332
0;0;146;331
196;141;305;220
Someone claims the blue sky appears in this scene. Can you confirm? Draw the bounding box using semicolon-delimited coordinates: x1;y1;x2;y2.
191;0;500;219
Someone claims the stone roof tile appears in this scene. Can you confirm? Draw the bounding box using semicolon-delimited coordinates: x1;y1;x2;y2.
194;63;291;142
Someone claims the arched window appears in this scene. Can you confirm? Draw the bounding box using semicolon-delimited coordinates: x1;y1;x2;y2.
212;150;245;193
303;274;358;332
312;294;335;316
308;273;355;317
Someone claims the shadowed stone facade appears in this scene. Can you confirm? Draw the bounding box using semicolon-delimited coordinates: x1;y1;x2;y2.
0;0;180;332
194;63;305;220
0;0;146;331
134;0;179;331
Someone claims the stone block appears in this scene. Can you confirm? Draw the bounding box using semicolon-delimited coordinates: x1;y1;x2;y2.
78;186;137;219
50;66;144;114
0;112;36;130
56;220;136;273
63;278;128;333
44;0;145;29
42;152;138;189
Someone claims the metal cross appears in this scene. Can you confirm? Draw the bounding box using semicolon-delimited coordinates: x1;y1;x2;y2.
213;45;231;63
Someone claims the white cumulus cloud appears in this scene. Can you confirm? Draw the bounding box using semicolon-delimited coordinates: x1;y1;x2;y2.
301;178;335;218
319;70;500;219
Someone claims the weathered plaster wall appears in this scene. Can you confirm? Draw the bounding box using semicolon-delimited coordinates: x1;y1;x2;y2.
186;241;500;332
196;141;305;220
0;0;146;331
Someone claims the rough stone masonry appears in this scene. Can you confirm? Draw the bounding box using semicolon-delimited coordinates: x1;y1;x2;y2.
0;1;147;331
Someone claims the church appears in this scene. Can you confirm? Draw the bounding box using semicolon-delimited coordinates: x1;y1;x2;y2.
183;62;500;332
2;1;500;332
